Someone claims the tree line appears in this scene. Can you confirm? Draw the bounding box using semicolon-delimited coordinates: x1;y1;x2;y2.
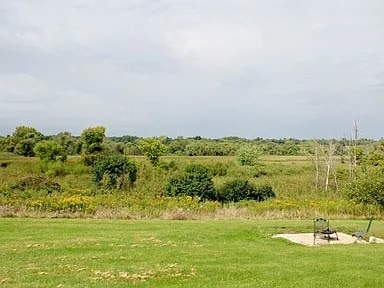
0;125;380;159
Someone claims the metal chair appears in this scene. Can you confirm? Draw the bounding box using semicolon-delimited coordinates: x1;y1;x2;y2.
352;217;373;241
313;218;338;245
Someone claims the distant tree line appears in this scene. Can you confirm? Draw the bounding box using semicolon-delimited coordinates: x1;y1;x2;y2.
0;125;381;159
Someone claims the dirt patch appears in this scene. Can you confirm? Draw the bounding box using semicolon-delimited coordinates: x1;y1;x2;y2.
272;232;384;246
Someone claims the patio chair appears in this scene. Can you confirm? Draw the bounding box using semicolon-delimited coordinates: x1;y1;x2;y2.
352;217;373;241
313;218;339;245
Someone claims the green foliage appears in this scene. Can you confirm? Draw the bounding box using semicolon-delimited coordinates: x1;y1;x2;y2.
34;140;62;162
45;162;68;177
81;126;106;165
14;138;36;157
12;126;42;139
217;179;275;203
92;154;137;189
168;137;188;154
361;151;384;167
10;175;61;193
165;164;216;200
55;131;77;155
207;161;229;176
236;144;262;166
102;139;125;155
0;136;12;153
185;140;239;156
138;137;167;165
11;126;43;157
348;167;384;207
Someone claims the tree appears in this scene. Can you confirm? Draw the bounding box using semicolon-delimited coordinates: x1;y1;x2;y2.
80;126;106;165
102;139;125;155
138;137;167;165
306;140;338;191
92;154;137;189
218;179;275;203
11;126;43;156
168;137;188;154
12;126;43;141
55;131;76;156
348;166;384;208
236;144;262;166
34;140;62;162
165;164;216;200
14;139;36;157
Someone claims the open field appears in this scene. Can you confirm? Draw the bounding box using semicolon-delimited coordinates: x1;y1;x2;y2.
1;218;384;287
0;154;382;219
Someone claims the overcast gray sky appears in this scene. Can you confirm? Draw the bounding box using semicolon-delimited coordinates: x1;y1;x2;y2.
0;0;383;139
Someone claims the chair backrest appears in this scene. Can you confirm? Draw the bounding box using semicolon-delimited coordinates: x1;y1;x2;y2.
314;218;328;232
365;217;374;233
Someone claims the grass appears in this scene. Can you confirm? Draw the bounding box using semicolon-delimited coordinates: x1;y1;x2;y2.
1;218;384;287
1;154;382;218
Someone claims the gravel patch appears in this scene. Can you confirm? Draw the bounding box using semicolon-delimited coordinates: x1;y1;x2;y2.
272;232;384;246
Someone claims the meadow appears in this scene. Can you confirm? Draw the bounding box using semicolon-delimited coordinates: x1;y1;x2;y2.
1;154;383;287
0;154;381;219
1;218;384;287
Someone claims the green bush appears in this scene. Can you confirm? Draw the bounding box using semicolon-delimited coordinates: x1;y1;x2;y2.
236;144;262;166
34;140;62;162
217;179;275;203
0;162;9;168
158;160;178;171
81;126;106;165
348;167;384;207
45;162;68;177
92;154;137;189
165;164;216;200
207;161;229;176
11;175;61;193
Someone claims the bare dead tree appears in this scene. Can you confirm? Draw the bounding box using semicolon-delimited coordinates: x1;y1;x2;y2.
353;120;358;176
322;140;338;191
307;140;321;190
308;139;338;191
347;121;359;179
314;142;320;190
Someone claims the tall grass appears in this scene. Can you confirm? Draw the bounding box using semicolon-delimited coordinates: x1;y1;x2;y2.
0;155;382;219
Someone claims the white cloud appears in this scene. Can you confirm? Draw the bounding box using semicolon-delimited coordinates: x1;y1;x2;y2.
0;73;54;102
0;0;383;138
165;23;263;68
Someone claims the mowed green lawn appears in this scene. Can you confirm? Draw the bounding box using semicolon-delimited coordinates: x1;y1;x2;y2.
1;219;384;288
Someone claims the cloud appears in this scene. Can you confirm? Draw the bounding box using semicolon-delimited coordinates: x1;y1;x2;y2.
165;22;263;68
0;0;383;138
0;73;54;103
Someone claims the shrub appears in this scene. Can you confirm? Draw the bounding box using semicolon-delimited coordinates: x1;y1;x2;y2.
34;140;62;162
158;160;178;171
207;161;229;176
138;137;167;166
236;144;262;166
92;154;137;189
348;167;384;207
81;126;106;165
165;164;216;200
217;179;275;203
45;162;68;177
11;175;61;193
0;162;9;168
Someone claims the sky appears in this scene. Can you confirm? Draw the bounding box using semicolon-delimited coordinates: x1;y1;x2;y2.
0;0;383;139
